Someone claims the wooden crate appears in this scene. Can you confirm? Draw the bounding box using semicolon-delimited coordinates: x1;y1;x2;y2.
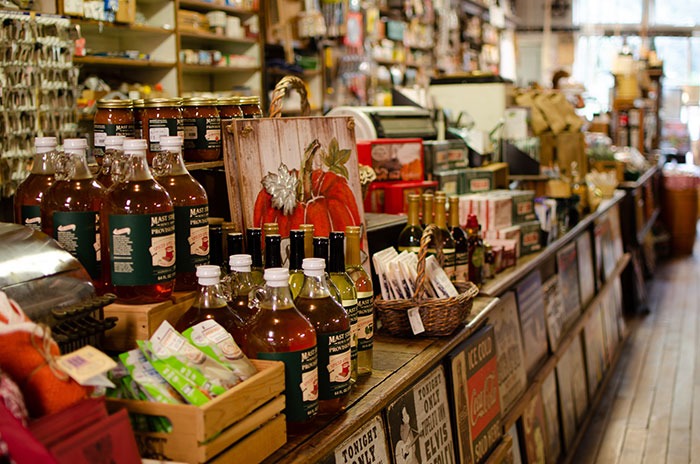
102;291;196;352
107;359;286;463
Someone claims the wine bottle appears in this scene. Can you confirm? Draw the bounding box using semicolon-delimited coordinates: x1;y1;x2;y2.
246;227;265;285
421;192;434;227
288;230;306;298
154;136;210;291
313;236;343;303
345;226;373;375
449;196;469;282
247;268;319;427
397;193;423;253
328;231;358;383
14;137;57;231
101;139;175;303
175;265;238;334
432;192;456;280
465;214;485;286
264;234;282;269
300;224;314;258
295;258;351;415
42;138;105;290
227;232;244;263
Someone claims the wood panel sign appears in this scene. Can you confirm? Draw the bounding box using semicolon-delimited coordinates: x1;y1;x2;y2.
515;271;548;377
322;415;391;464
447;324;502;464
385;365;456;464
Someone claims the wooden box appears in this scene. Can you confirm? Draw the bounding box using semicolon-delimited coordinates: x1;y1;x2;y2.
107;359;286;463
102;292;196;352
463;162;509;193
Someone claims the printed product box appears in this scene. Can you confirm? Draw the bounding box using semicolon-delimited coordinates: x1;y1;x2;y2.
357;138;424;182
519;220;542;256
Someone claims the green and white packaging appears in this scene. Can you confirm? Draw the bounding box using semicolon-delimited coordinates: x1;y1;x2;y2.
119;348;183;405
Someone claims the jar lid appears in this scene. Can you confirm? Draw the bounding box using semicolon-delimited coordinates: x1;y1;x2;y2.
35;136;57;148
238;96;261;105
104;135;125;147
132;99;145;107
229;254;252;268
124;139;148;151
181;96;218;106
97;99;133;109
264;267;289;285
160;135;183;147
143;98;181;108
216;96;243;106
64;138;88;149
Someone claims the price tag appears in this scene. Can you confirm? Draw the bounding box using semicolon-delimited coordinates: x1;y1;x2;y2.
407;307;425;335
58;345;117;387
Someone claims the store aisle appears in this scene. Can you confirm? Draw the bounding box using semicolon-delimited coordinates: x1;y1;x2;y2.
573;238;700;463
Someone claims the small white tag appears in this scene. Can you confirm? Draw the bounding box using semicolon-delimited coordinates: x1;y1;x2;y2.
407;307;425;335
58;345;117;386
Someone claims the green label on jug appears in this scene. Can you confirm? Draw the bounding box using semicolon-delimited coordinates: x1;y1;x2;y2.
258;347;318;422
318;331;351;400
53;211;101;280
183;117;221;151
109;212;176;286
21;205;41;231
356;291;374;352
174;204;210;274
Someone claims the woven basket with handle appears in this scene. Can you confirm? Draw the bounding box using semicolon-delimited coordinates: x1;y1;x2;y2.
374;224;479;337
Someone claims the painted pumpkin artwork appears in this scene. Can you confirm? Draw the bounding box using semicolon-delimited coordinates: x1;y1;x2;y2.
253;137;362;238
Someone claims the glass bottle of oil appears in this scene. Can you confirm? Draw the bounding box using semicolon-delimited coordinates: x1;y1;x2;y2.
226;254;259;353
154;136;209;291
449;196;469;282
96;135;125;189
397;193;423;253
41;138;105;291
264;234;282;269
300;224;314;258
226;232;244;265
328;231;358;383
345;225;373;375
288;230;306;298
466;214;484;286
313;236;342;303
295;258;351;415
14;137;57;231
421;192;434;227
101;138;175;303
248;268;319;427
246;228;264;285
432;192;456;280
175;265;237;334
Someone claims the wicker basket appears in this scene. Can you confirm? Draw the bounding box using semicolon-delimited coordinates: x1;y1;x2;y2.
375;225;479;337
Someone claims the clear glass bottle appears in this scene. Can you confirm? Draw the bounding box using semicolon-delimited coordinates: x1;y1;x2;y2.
247;268;319;427
225;254;259;353
97;135;125;189
295;258;351;415
345;226;373;375
14;137;57;231
397;193;423;253
288;230;306;299
264;234;282;269
246;228;265;285
328;231;358;383
226;232;244;265
42;138;105;291
312;236;342;303
175;265;238;334
154;136;209;292
432;192;456;279
465;214;485;286
101;139;175;303
449;196;469;282
300;224;314;258
421;192;434;227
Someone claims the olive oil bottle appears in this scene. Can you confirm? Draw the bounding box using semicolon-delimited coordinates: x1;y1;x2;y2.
345;226;373;375
432;192;456;280
449;196;469;282
248;268;319;427
313;236;342;303
295;258;351;415
246;228;265;285
14;137;57;231
101;139;175;303
397;193;423;253
288;230;306;298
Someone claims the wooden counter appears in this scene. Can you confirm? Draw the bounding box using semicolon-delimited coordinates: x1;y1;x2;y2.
266;190;628;464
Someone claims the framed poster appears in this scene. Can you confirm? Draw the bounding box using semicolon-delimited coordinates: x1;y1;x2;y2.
324;415;391;464
488;291;527;412
515;271;548;377
507;423;523;464
555;354;577;451
540;371;561;464
556;242;581;330
446;325;501;464
386;365;456;464
583;305;607;397
521;392;547;464
576;231;596;307
600;293;619;365
542;276;565;351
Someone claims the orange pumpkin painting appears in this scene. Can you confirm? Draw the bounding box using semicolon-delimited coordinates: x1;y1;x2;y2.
253;138;362;238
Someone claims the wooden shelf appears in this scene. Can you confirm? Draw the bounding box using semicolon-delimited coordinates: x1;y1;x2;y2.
501;252;632;430
185;160;224;170
178;29;258;44
181;64;260;73
178;0;257;16
374;57;405;67
72;19;174;36
73;56;176;68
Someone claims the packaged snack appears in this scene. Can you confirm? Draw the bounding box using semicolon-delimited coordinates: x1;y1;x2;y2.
119;349;183;405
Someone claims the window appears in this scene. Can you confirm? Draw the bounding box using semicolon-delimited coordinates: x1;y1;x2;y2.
573;0;643;25
652;0;700;26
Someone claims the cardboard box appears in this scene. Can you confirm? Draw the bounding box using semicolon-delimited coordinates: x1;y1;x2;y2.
364;179;438;214
433;169;465;196
357;138;424;182
463;162;509;193
423;139;469;175
539;131;586;179
519;220;542;256
116;0;136;23
492;189;536;223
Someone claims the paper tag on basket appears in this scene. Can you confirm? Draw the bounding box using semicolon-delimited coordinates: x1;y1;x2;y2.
407;307;425;335
58;345;117;387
